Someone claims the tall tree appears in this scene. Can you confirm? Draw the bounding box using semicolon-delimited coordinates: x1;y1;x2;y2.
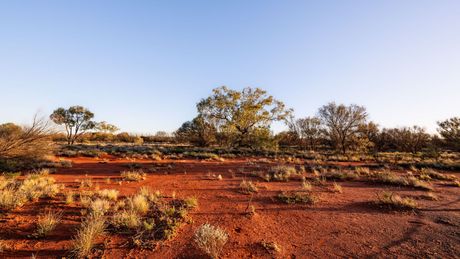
288;116;323;151
437;117;460;151
175;116;216;146
383;126;430;153
197;86;292;148
96;121;119;133
318;102;368;154
50;106;96;145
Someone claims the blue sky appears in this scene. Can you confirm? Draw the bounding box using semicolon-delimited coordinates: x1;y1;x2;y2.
0;1;459;134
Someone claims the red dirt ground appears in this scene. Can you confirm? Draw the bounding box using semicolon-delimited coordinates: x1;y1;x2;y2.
1;157;459;258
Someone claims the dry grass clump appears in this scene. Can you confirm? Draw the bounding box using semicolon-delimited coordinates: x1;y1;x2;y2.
72;214;106;258
260;240;281;254
277;191;318;205
35;209;62;237
322;170;359;181
184;196;199;208
112;209;141;229
79;178;93;188
0;171;61;211
419;192;438;201
370;171;432;190
355;167;371;176
419;168;457;181
98;189;119;201
376;191;418;210
121;170;146;182
301;180;312;191
0;186;26;210
270;165;297;181
19;170;61;200
194;223;229;259
65;191;75;204
332;182;343;193
89;199;111;216
447;180;460;187
239;180;258;194
128;194;150;215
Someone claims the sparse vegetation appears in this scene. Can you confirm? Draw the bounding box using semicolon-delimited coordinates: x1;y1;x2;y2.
239;180;258;194
121;170;146;182
277;192;318;204
98;189;119;201
332;182;343;193
35;210;62;237
267;165;296;181
72;214;106;258
376;192;418;210
194;223;229;259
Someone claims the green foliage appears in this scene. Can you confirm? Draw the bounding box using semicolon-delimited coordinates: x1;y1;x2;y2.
437;117;460;151
197;86;292;149
50;106;96;145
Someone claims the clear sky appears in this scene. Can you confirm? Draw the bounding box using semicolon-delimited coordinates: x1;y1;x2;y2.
0;0;459;134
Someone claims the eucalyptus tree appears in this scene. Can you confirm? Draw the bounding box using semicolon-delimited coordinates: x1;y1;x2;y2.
197;86;292;148
50;106;96;145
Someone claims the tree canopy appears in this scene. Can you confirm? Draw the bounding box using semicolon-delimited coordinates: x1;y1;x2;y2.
197;86;292;148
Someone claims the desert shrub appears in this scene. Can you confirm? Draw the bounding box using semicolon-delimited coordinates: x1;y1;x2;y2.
129;194;149;215
79;178;93;188
239;180;258;194
449;180;460;187
98;189;119;201
370;171;432;190
0;118;54;171
277;192;318;204
112;209;141;229
332;182;343;193
184;151;221;160
72;214;106;258
121;170;146;182
184;196;199;208
194;223;229;259
419;192;438;201
419;168;456;181
355;167;371;176
35;210;62;237
89;199;111;216
0;186;26;211
267;165;296;181
19;170;61;200
66;192;75;204
260;240;281;254
376;192;418;210
406;176;433;191
301;180;312;191
322;170;359;181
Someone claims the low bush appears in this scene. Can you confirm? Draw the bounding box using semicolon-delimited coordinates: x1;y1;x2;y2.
266;165;297;182
332;182;343;193
72;214;106;258
98;189;119;201
35;210;62;237
419;168;456;181
376;192;418;210
112;209;141;229
370;171;432;190
239;180;258;194
121;170;146;182
277;192;318;205
194;223;229;259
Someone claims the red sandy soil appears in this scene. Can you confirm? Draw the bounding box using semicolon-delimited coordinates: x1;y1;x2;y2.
1;157;459;258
